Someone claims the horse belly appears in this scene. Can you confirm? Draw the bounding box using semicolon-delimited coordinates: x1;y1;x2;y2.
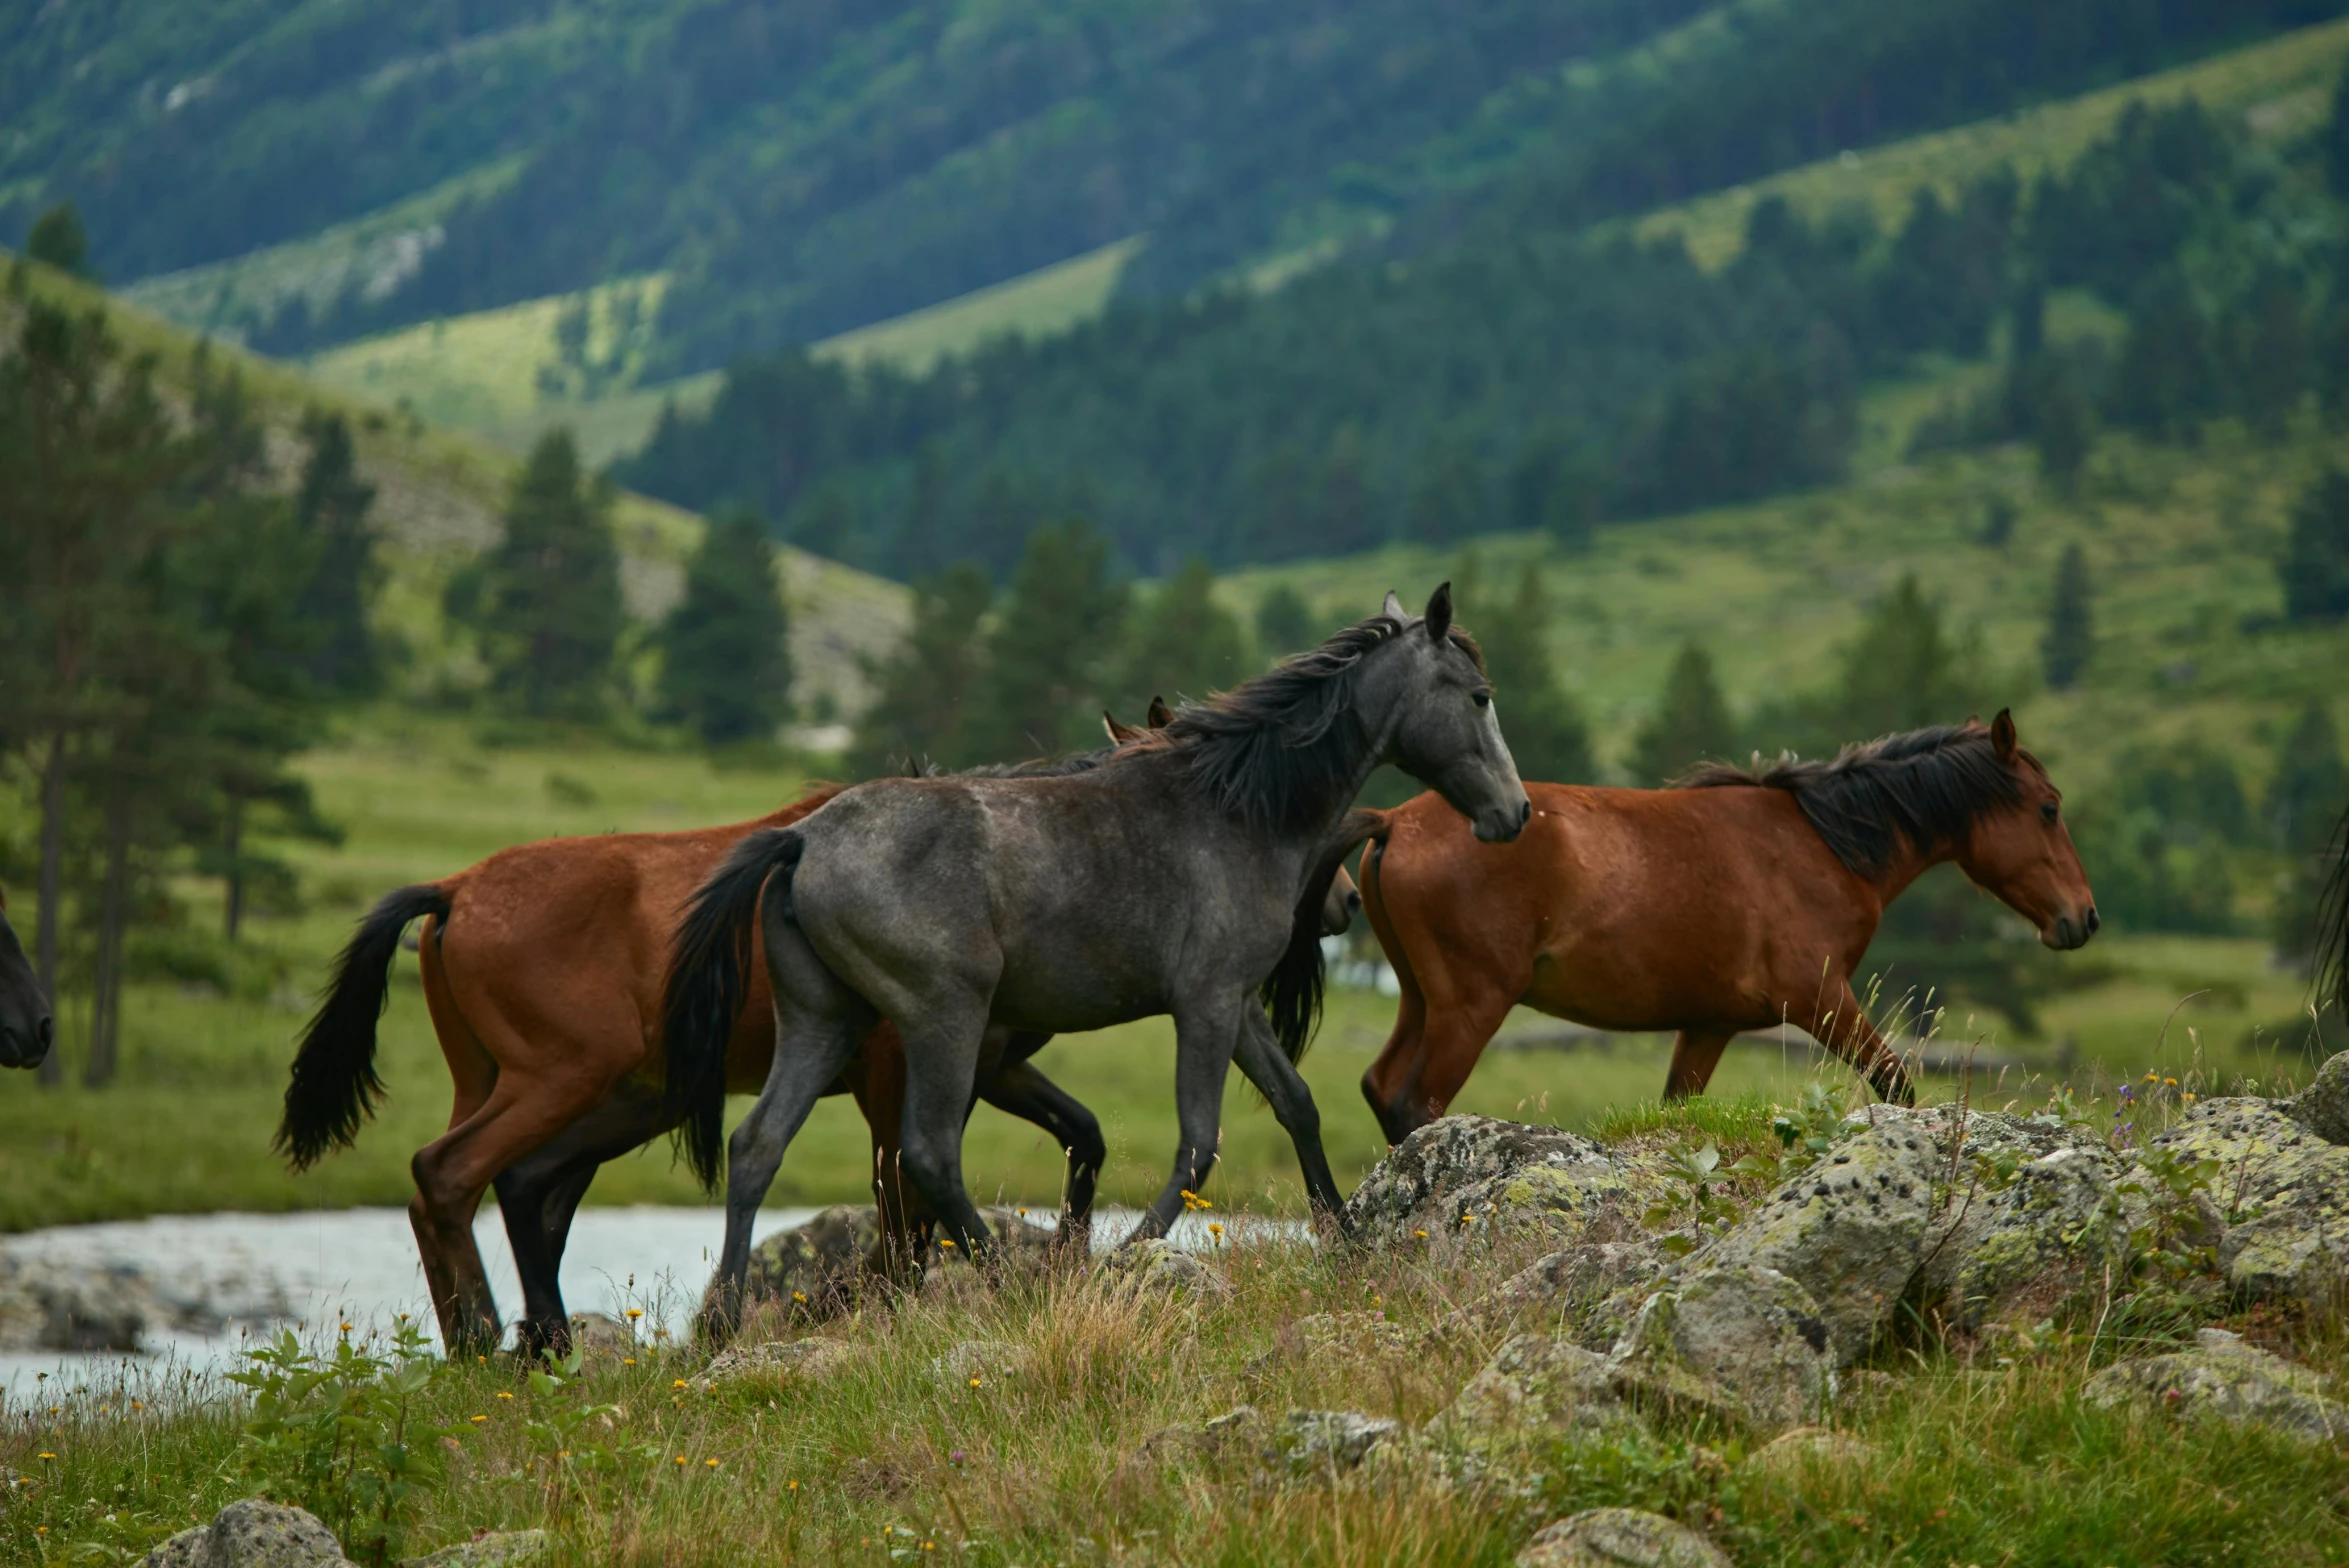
986;924;1164;1034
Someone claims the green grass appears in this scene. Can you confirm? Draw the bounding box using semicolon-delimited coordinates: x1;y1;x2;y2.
1631;15;2349;269
11;1181;2348;1566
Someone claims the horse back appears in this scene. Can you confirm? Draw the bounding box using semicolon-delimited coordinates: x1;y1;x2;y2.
1373;782;1872;1031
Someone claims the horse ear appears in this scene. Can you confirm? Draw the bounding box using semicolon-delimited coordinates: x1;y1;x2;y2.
1990;708;2018;761
1381;590;1406;622
1147;695;1172;729
1103;709;1141;745
1425;582;1454;642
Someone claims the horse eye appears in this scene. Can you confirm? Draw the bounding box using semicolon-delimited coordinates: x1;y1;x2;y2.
1472;690;1491;708
2040;801;2059;824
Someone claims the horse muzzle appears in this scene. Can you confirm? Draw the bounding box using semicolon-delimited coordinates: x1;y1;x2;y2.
2042;904;2100;952
1471;795;1533;844
0;1012;52;1070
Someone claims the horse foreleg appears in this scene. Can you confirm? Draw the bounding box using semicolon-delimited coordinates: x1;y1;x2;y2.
891;1000;996;1265
493;1079;665;1359
1806;978;1916;1107
847;1023;929;1286
1365;971;1519;1144
1662;1029;1738;1101
1130;993;1244;1247
975;1057;1104;1253
1231;1007;1349;1236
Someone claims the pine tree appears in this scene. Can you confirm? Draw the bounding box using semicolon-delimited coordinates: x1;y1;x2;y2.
1254;584;1318;662
975;521;1128;760
291;410;381;695
2268;700;2347;855
2282;468;2349;624
2327;65;2349;199
450;429;623;718
2042;542;2093;691
1817;575;1983;744
1117;559;1244;710
1468;564;1593;784
2031;357;2094;490
659;507;793;747
1631;641;1737;784
1406;443;1484;547
25;204;91;279
848;563;993;777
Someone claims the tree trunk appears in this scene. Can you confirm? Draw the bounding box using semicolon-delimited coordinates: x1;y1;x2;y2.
35;731;65;1089
223;794;245;942
85;774;129;1088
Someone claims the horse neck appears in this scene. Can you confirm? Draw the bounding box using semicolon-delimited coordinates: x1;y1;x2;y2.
1865;830;1956;907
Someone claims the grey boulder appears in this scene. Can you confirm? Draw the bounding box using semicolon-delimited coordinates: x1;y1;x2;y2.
1515;1507;1733;1567
1611;1263;1833;1432
2085;1327;2346;1443
1342;1115;1646;1246
142;1500;350;1568
2142;1098;2349;1311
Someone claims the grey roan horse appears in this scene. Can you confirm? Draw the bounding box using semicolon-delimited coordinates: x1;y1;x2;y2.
0;890;53;1070
664;587;1528;1330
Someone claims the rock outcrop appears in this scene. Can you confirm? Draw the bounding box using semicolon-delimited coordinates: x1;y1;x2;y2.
2142;1098;2349;1312
2084;1327;2346;1443
1342;1116;1649;1246
1611;1263;1834;1432
142;1500;350;1568
1266;1408;1401;1472
1514;1508;1733;1568
697;1336;855;1389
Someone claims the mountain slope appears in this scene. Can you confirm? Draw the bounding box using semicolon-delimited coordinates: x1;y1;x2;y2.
1;248;909;714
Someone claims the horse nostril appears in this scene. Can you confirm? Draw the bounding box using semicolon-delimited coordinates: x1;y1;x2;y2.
2085;905;2101;937
1345;890;1363;913
1518;799;1532;828
35;1016;52;1048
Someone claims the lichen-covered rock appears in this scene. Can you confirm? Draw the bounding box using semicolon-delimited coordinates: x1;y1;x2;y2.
1137;1404;1264;1463
399;1529;549;1568
2084;1327;2346;1443
1702;1122;1943;1364
730;1204;883;1323
1494;1242;1667;1336
1515;1507;1733;1567
1285;1310;1415;1359
697;1336;854;1389
564;1312;637;1359
2142;1098;2349;1310
1343;1116;1643;1245
1426;1334;1641;1451
141;1499;350;1568
1611;1264;1832;1432
1098;1239;1231;1298
1266;1408;1401;1472
935;1338;1029;1387
2282;1050;2349;1146
1954;1141;2137;1332
0;1255;156;1351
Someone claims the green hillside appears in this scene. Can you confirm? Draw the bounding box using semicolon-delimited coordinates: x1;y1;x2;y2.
1;251;909;714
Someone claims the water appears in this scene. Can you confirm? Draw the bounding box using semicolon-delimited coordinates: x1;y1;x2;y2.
0;1204;1283;1403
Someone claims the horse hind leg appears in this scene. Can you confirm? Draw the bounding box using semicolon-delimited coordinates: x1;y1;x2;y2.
1232;1006;1348;1234
976;1055;1105;1253
890;996;999;1263
1663;1029;1737;1101
493;1078;666;1359
708;919;880;1338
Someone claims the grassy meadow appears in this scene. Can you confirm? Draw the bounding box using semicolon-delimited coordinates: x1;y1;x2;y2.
12;1095;2349;1567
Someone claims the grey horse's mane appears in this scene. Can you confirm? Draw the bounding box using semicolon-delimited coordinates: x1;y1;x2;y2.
903;745;1122;780
1157;616;1484;834
1674;722;2025;877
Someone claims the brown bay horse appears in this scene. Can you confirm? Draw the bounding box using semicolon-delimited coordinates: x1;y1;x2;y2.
278;721;1367;1357
1357;712;2098;1143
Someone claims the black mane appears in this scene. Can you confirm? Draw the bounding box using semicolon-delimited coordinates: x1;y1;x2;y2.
1159;616;1483;834
1676;723;2023;876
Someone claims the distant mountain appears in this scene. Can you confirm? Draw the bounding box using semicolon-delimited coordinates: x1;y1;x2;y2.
13;0;2329;385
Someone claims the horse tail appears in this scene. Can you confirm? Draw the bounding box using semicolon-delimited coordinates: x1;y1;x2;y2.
277;884;451;1171
663;826;804;1191
1262;809;1392;1063
1356;819;1420;1018
2317;804;2349;1023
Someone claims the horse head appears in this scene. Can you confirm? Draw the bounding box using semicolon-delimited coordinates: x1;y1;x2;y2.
1375;584;1531;844
1954;710;2100;951
0;889;54;1070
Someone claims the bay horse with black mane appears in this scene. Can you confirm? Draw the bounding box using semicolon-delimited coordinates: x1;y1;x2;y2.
276;714;1369;1357
0;889;54;1070
1358;711;2098;1142
665;587;1528;1334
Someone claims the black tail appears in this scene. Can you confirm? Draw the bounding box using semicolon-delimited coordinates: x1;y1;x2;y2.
662;826;804;1190
1262;810;1391;1063
2318;804;2349;1023
277;884;450;1171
